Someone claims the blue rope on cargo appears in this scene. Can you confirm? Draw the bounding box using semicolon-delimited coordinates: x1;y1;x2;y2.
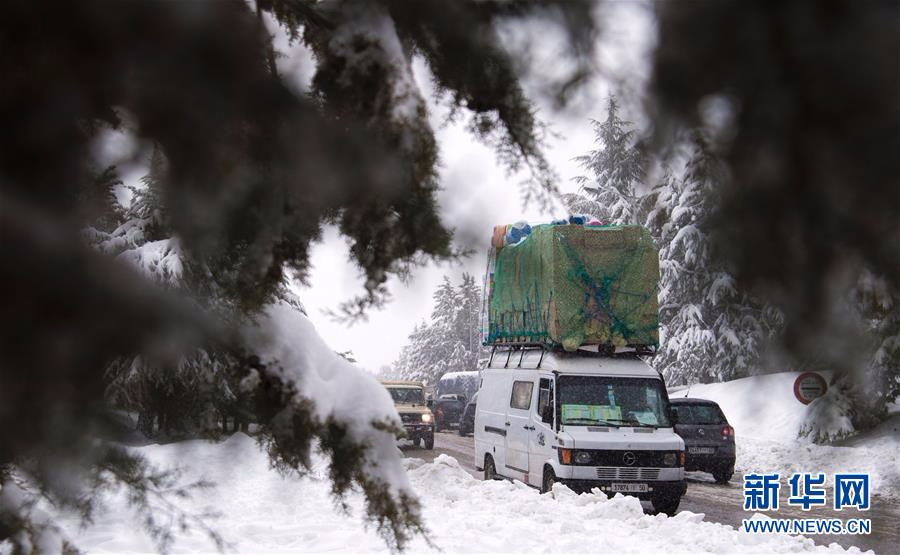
558;236;658;345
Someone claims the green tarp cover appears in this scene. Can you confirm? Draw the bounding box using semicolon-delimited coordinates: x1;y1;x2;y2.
486;224;659;351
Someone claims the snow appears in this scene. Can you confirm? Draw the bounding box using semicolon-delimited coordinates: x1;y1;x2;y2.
93;218;149;255
670;372;900;499
242;302;414;499
54;435;862;554
118;238;184;285
438;371;479;381
800;383;856;443
88;218;186;286
0;481;66;554
328;2;424;127
706;273;736;305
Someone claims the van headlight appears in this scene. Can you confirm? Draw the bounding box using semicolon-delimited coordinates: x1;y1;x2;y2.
663;453;677;466
574;450;592;465
421;413;432;423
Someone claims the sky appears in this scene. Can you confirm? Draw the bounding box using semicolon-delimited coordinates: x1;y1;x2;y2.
296;3;657;372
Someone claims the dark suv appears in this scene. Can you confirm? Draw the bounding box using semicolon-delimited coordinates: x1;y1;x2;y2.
457;392;478;436
670;398;735;484
432;393;467;432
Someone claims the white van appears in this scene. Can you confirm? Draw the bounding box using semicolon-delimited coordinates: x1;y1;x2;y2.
474;347;686;515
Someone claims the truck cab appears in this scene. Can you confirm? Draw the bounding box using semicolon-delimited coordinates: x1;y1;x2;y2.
474;347;686;515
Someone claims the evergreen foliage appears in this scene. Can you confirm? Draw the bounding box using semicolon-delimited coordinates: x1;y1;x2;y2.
650;131;780;384
0;1;597;550
565;100;780;385
568;84;897;434
391;275;487;386
651;0;900;427
569;96;646;226
801;271;900;441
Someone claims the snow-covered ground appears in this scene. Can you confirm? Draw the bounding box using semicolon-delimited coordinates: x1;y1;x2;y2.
670;372;900;500
54;434;866;554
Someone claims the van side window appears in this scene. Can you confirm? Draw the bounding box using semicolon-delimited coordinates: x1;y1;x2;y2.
510;380;534;410
537;378;554;422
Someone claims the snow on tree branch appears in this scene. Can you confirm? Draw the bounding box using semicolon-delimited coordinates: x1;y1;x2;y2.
242;302;424;550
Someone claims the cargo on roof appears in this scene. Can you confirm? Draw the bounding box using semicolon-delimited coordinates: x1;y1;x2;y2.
482;223;659;351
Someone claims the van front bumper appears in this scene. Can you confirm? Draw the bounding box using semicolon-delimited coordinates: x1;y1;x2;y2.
557;478;687;500
559;465;684;482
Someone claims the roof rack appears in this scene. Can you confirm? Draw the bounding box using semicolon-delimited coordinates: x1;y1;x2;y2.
486;342;658;370
487;342;549;369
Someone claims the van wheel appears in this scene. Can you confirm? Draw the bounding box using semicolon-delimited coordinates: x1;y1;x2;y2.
413;437;421;447
541;467;556;494
713;466;734;484
484;455;497;481
651;495;680;517
424;434;434;450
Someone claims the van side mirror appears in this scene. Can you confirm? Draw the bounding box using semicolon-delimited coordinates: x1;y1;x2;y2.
426;399;434;409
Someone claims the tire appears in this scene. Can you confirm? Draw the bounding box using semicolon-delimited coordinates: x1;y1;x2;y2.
484;455;497;481
541;467;556;494
651;495;681;517
413;437;421;447
424;434;434;450
713;466;734;484
458;422;469;436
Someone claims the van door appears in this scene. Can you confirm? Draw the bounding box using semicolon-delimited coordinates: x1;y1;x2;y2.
475;370;511;473
528;375;555;485
505;375;535;481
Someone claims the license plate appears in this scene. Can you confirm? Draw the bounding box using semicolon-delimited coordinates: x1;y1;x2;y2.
689;447;716;454
610;483;648;493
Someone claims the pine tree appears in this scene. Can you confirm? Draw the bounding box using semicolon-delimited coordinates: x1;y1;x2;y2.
89;150;267;438
653;130;779;384
566;95;646;225
454;274;484;365
392;274;487;386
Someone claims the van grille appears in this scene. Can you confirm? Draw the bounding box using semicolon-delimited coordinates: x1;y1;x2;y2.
399;413;419;423
576;450;678;467
596;467;661;480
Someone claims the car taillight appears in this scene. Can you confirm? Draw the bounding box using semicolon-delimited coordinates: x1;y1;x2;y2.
722;425;735;439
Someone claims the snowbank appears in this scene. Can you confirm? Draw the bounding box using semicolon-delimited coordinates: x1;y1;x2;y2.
58;435;861;554
669;372;817;442
670;373;900;499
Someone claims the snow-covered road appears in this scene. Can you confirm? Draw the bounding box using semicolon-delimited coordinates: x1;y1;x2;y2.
417;431;897;555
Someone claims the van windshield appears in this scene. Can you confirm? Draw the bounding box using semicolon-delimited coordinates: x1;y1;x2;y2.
557;376;671;428
387;387;424;405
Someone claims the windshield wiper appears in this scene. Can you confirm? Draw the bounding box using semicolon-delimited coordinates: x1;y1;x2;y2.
604;418;663;428
563;418;618;426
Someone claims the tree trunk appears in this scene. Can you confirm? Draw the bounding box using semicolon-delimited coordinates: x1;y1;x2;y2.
137;410;154;438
